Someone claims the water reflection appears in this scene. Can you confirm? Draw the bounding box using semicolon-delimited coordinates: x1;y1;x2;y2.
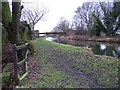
100;44;107;50
46;37;120;58
46;37;57;41
89;44;120;58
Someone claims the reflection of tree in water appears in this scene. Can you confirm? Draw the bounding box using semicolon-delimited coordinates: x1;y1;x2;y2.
114;46;120;58
90;44;105;55
105;46;115;57
90;44;120;58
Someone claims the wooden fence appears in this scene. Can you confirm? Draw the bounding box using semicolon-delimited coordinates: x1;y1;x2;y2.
12;43;28;84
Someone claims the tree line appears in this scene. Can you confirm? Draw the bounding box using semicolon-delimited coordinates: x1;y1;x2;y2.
53;1;120;37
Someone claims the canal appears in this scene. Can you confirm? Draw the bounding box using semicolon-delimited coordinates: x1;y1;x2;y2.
46;37;120;58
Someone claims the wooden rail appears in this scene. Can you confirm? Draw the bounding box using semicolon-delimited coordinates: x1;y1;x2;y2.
12;43;28;84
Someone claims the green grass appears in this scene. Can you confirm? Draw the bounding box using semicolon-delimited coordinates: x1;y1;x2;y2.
19;38;83;88
32;38;84;88
34;64;78;88
19;37;119;88
35;38;119;88
2;63;12;88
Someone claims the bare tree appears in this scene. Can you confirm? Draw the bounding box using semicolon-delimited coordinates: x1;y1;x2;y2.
73;1;115;36
21;4;49;30
56;17;70;32
73;2;101;31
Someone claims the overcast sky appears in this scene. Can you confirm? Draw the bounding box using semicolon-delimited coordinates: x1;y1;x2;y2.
21;0;87;33
8;0;114;33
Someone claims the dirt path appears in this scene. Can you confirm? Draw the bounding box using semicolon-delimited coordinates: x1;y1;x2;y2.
42;42;106;88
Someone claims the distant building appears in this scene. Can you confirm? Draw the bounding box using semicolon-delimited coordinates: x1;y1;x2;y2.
34;30;39;38
65;29;76;36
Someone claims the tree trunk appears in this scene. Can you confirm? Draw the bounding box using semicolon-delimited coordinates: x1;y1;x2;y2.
2;1;21;44
12;1;21;44
32;21;35;30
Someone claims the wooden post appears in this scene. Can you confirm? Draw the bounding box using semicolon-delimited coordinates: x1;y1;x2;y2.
12;43;28;84
23;61;26;73
23;45;28;73
12;44;19;85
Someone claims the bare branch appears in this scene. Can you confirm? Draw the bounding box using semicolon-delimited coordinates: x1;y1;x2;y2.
21;4;49;30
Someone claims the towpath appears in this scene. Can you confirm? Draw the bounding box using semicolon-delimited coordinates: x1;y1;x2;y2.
18;38;118;88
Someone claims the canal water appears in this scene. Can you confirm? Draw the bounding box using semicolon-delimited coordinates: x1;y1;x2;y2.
46;37;120;58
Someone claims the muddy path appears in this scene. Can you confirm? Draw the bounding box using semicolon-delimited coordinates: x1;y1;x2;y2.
42;42;106;88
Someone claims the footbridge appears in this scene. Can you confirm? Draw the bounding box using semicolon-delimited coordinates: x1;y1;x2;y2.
39;32;65;35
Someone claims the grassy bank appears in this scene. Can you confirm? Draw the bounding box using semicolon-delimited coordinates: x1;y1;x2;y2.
19;37;119;88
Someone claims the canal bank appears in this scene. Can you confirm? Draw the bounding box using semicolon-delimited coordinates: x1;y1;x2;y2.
54;38;120;58
50;37;120;58
18;37;119;88
59;35;120;43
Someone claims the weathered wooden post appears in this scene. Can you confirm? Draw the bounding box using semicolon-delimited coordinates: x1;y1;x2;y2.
12;43;28;84
23;47;28;73
12;44;19;85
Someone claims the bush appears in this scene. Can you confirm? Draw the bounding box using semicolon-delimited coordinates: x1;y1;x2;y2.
28;41;34;56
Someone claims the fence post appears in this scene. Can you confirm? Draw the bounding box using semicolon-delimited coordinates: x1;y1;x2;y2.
23;44;28;73
12;44;19;85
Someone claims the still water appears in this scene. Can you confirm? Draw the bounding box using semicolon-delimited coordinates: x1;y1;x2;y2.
46;37;120;58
